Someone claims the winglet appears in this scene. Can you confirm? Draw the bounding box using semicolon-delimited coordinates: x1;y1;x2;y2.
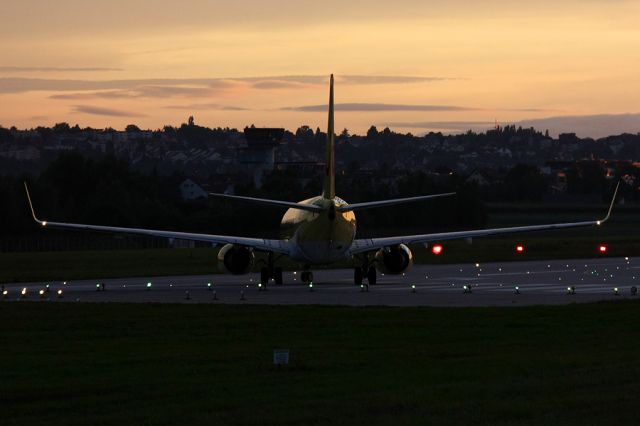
598;180;620;225
23;182;46;226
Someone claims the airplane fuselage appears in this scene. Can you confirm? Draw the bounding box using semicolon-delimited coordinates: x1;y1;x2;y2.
281;196;356;263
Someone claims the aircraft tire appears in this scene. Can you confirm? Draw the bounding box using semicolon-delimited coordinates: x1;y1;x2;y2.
354;267;363;285
367;266;377;285
260;267;270;285
274;267;283;285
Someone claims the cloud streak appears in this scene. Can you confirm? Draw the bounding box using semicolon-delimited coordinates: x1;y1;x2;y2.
0;66;123;73
0;74;448;95
387;121;495;132
163;103;249;111
389;114;640;137
284;103;477;112
72;105;146;117
515;113;640;138
51;85;225;100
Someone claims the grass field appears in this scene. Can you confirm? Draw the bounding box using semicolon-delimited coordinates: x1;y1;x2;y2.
2;301;640;425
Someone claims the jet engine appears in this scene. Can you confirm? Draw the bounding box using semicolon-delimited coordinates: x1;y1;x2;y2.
375;244;413;275
217;244;255;275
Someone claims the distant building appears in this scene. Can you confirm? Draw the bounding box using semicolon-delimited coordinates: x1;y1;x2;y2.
465;169;492;186
559;133;579;145
239;127;284;187
180;179;208;201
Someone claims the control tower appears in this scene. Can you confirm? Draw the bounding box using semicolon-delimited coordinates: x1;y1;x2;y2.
239;127;285;187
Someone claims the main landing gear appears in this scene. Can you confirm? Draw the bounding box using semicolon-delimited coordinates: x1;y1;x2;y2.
260;252;283;286
354;257;376;286
260;267;283;286
300;270;314;284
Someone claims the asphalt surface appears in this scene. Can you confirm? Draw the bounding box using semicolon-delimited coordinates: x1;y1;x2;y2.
3;257;639;307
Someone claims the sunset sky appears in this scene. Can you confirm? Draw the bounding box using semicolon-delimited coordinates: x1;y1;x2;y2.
1;0;639;137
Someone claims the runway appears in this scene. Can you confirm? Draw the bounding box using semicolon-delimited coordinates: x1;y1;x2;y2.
3;257;639;307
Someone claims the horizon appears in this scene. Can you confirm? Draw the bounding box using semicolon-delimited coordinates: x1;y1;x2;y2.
4;116;639;140
2;1;640;138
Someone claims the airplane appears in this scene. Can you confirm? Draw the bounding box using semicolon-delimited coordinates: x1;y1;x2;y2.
24;74;619;286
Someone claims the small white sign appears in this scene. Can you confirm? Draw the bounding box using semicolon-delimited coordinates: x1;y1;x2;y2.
273;349;290;365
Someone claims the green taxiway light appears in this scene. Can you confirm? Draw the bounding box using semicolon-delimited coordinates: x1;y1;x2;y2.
147;282;152;289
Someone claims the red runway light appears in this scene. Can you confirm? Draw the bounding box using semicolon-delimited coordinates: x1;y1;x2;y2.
432;244;443;255
599;245;608;253
516;245;524;253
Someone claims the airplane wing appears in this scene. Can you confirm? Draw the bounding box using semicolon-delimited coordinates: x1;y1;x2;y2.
24;184;290;255
209;192;323;212
336;192;456;212
348;182;619;255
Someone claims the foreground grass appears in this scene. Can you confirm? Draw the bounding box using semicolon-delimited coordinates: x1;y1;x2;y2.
1;301;640;425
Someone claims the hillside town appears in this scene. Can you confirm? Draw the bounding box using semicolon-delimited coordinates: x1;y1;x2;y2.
1;120;639;201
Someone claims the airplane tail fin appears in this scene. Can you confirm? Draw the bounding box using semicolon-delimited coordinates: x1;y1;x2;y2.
322;74;336;200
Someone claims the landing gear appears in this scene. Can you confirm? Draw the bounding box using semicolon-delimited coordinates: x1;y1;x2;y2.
259;252;284;286
366;266;377;285
273;267;283;285
260;267;270;287
301;270;314;284
354;267;363;286
354;258;377;285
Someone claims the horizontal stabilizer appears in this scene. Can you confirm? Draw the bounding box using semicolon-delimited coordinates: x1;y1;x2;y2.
209;192;323;212
336;192;456;212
